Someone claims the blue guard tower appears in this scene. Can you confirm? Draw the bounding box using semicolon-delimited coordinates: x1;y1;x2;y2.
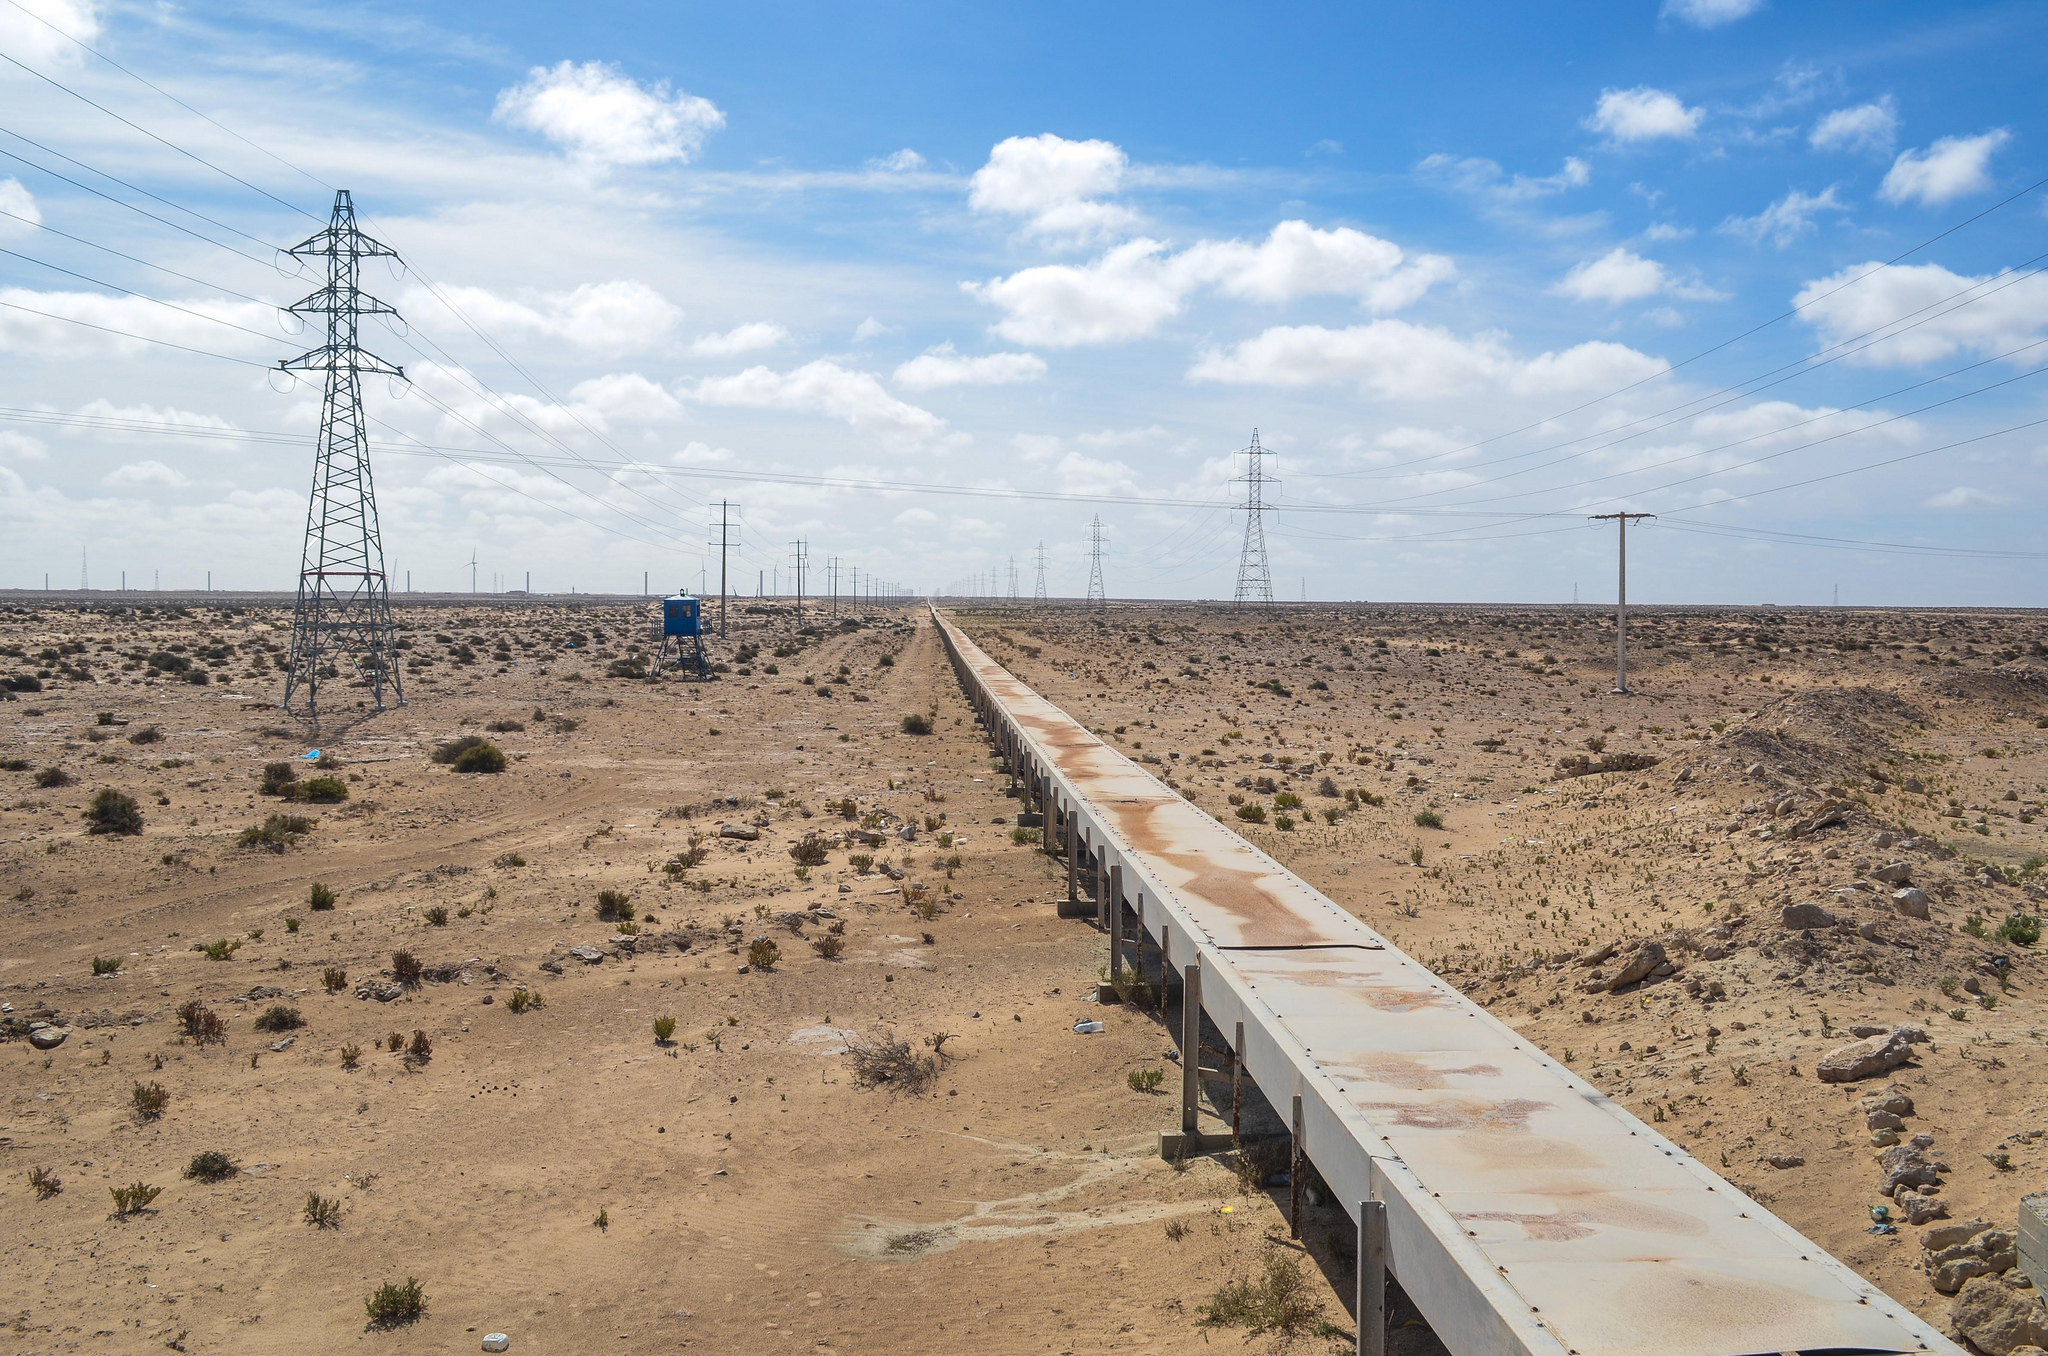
656;592;708;677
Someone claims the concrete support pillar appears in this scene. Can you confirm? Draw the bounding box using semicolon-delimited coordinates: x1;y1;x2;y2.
1157;924;1170;1016
1042;777;1056;858
1108;877;1124;982
1066;814;1078;905
1180;959;1201;1134
1291;1093;1304;1240
1358;1190;1387;1356
1105;863;1121;941
1231;1021;1244;1145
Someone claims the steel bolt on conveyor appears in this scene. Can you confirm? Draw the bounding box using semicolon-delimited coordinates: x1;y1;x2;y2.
930;607;1957;1356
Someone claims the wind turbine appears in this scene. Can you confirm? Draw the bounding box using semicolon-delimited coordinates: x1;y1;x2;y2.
468;550;479;594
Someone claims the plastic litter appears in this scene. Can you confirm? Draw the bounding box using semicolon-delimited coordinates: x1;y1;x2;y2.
1072;1019;1104;1034
302;748;321;760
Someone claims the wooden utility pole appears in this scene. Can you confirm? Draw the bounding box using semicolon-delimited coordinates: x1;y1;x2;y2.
1589;513;1654;693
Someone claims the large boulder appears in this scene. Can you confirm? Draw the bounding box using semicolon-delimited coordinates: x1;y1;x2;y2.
1600;941;1667;992
1881;1142;1947;1193
1872;861;1913;884
1817;1027;1917;1082
1951;1275;2048;1351
1781;902;1837;929
1894;887;1933;919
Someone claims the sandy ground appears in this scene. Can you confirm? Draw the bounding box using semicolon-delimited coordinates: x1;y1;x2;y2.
2;596;2044;1354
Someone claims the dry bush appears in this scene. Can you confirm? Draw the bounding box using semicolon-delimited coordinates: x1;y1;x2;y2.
811;933;845;959
253;1004;304;1032
595;890;634;921
506;987;544;1013
176;999;225;1045
303;1192;342;1228
391;950;423;984
787;835;830;866
322;966;348;992
183;1151;239;1183
309;881;337;910
339;1042;362;1069
130;1081;169;1120
108;1181;162;1218
653;1015;677;1043
1197;1251;1325;1336
747;936;781;970
364;1277;426;1326
27;1165;61;1199
404;1030;432;1064
84;788;143;835
846;1030;942;1094
239;813;314;852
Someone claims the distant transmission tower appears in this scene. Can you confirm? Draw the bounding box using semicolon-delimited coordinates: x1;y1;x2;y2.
1007;555;1019;601
1033;542;1048;603
1233;429;1275;605
278;190;405;717
1085;516;1108;606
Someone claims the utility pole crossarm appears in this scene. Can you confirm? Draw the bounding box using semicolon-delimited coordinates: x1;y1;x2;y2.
1589;513;1655;695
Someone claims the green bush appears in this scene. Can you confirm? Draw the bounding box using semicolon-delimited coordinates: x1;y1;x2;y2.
294;775;349;803
109;1181;162;1217
201;938;240;961
259;761;297;795
364;1277;427;1326
239;813;315;852
1272;791;1303;810
253;1004;304;1032
309;881;337;910
130;1081;169;1120
84;788;143;835
1413;809;1444;829
596;890;634;921
183;1151;239;1183
1998;913;2042;946
1197;1252;1323;1335
431;735;486;764
1127;1068;1165;1094
900;713;932;735
452;741;507;774
91;956;121;976
654;1015;678;1043
1234;803;1267;823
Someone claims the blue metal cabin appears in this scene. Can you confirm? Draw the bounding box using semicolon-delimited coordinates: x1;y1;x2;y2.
656;592;708;676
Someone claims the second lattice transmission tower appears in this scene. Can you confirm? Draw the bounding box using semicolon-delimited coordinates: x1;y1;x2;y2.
278;190;405;717
1233;428;1275;604
1085;516;1108;605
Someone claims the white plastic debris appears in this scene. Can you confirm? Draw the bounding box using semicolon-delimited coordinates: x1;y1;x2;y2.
482;1335;510;1352
1072;1019;1105;1034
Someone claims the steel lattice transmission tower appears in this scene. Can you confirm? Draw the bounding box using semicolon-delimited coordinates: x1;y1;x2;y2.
1232;428;1276;605
278;190;406;717
1085;516;1108;606
1033;542;1048;603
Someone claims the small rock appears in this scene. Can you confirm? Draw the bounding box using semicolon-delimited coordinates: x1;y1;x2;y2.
569;946;603;964
1868;1110;1906;1131
1767;1153;1805;1169
1897;1190;1948;1224
1872;861;1912;885
1874;831;1897;848
1964;976;1984;995
2004;790;2020;802
717;824;760;842
1871;1129;1901;1147
1598;941;1667;992
1893;887;1932;919
482;1336;512;1353
1780;902;1836;930
1577;941;1618;966
355;979;403;1002
1882;1143;1946;1193
1848;1024;1890;1038
1902;778;1924;794
28;1027;66;1050
268;1037;294;1053
1863;1087;1915;1116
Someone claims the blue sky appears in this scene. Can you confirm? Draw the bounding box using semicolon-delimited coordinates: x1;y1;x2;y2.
0;0;2044;602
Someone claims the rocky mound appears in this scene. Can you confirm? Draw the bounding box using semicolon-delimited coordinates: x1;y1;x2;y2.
1706;686;1925;788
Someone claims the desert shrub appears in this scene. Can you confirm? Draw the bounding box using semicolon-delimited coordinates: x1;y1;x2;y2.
431;734;486;764
1413;809;1444;829
340;1042;363;1069
304;1192;342;1228
453;741;506;773
900;713;932;735
405;1030;432;1064
1234;803;1267;823
284;916;300;932
33;766;72;788
202;938;239;961
183;1151;239;1183
846;1030;939;1093
596;890;634;921
27;1165;61;1199
321;966;348;992
747;936;781;970
811;933;845;959
239;813;314;852
84;788;143;835
506;987;544;1013
424;906;449;926
1128;1068;1165;1094
177;999;225;1044
788;835;830;866
295;776;349;803
1999;913;2042;946
259;761;297;795
91;956;121;976
485;719;525;733
494;852;527;868
126;724;162;745
385;1031;403;1053
364;1277;427;1326
253;1004;304;1033
1009;826;1040;845
653;1015;677;1043
6;674;43;692
391;950;423;984
130;1081;169;1121
1197;1251;1323;1335
309;881;337;910
1316;775;1339;797
0;756;28;771
848;852;874;874
1272;791;1303;810
108;1181;162;1217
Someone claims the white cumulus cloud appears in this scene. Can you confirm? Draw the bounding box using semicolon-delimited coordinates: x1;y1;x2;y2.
1187;321;1667;399
689;361;946;444
968;134;1136;246
688;322;788;358
1718;186;1847;247
493;60;725;165
566;373;681;422
0;178;41;238
1926;485;2010;509
1585;87;1703;143
893;344;1046;390
1661;0;1764;27
0;288;275;358
0;0;99;71
408;280;680;352
1418;154;1590;207
1810;99;1899;155
1794;260;2048;368
1879;130;2009;207
966;221;1453;348
868;149;926;173
103;459;189;489
1551;248;1721;304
